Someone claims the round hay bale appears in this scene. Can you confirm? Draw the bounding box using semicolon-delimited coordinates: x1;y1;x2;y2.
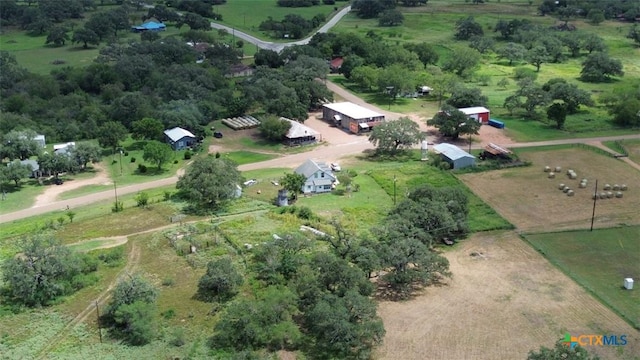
567;169;573;175
592;194;598;200
600;192;607;199
606;191;613;198
613;184;620;191
548;172;555;179
603;184;611;190
579;182;587;188
567;190;575;196
581;178;588;183
569;174;577;179
559;183;566;190
544;166;551;172
555;166;562;172
563;187;570;193
615;192;623;198
621;184;628;191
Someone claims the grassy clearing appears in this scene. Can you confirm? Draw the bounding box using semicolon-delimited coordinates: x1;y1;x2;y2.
214;1;344;40
223;150;278;165
523;227;640;329
0;179;45;213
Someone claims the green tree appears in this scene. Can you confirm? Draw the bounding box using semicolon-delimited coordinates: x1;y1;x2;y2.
350;65;379;90
72;28;99;49
95;123;127;160
281;172;306;201
379;9;404;26
38;152;73;179
547;103;567;129
142;141;173;170
442;47;480;77
516;78;550;118
428;106;481;140
70;142;102;170
259;116;292;142
368;117;426;154
404;42;439;69
131;117;164;141
468;36;494;54
85;13;113;41
561;32;583;58
45;25;69;46
542;78;594;114
608;97;640;127
197;257;244;302
586;9;605;25
582;33;606;54
430;72;459;107
1;234;95;307
176;156;243;210
377;64;416;101
446;87;488;108
527;340;600;360
580;52;624;82
4;160;32;186
454;16;483;40
628;25;640;46
526;45;550;72
1;129;41;160
103;274;158;346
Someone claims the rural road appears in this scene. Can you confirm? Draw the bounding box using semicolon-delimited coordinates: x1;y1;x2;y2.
209;6;352;52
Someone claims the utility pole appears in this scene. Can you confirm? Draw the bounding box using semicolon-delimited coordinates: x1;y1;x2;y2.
590;179;598;231
114;179;118;205
95;300;102;343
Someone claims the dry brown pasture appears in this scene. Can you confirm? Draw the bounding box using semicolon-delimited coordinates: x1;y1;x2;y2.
375;231;640;360
458;148;640;232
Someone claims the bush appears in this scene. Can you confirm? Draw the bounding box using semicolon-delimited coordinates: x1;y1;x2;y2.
162;277;175;286
112;201;124;213
333;189;346;196
138;164;147;173
513;67;538;81
162;308;176;319
296;206;314;220
184;150;192;160
169;327;186;347
97;247;124;267
130;157;136;163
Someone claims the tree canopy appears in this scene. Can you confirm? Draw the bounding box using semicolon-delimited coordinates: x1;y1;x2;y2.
368;117;426;154
176;156;243;211
428;106;481;139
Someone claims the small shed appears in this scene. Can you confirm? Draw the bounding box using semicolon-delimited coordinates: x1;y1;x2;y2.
280;117;321;146
433;143;475;169
164;127;196;151
330;57;344;73
458;106;490;124
53;142;75;156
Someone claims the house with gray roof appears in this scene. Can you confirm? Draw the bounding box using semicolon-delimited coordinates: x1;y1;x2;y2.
164;127;196;150
294;159;337;194
433;143;475;169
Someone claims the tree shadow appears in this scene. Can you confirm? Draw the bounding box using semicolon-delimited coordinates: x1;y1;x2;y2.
126;141;147;151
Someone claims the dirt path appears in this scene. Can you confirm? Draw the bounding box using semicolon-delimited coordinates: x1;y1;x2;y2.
36;241;141;359
33;163;111;208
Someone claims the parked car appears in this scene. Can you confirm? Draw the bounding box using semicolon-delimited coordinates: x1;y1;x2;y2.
243;179;257;187
330;163;341;172
53;178;64;185
213;131;223;138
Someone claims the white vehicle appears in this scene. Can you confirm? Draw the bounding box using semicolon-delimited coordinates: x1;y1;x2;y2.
243;179;257;187
330;163;341;172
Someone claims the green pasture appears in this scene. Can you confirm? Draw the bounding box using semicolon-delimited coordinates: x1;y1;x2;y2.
0;179;45;214
223;150;278;165
213;1;345;40
524;226;640;329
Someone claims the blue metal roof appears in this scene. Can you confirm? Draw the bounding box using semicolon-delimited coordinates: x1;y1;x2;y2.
433;143;474;161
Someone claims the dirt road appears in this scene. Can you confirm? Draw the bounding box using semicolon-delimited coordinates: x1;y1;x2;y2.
33;163;111;208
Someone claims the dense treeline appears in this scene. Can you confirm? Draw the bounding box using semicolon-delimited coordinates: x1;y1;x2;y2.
259;13;326;39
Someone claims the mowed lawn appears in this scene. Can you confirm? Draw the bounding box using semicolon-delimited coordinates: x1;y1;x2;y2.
524;227;640;329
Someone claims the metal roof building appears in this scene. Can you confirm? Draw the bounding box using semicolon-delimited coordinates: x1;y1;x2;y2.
433;143;475;169
322;102;385;134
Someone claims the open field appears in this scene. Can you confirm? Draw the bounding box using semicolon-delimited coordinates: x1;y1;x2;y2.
458;146;640;232
375;230;640;360
524;227;640;329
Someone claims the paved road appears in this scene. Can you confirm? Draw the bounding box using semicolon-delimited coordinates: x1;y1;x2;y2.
210;6;352;52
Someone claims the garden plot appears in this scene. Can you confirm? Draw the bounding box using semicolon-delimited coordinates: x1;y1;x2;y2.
458;148;640;232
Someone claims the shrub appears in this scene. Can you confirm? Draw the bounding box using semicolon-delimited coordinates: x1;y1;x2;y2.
162;277;175;286
513;67;538;81
112;201;124;212
138;164;147;173
184;150;192;160
296;206;314;220
161;308;176;319
169;327;186;347
124;151;129;156
333;189;346;196
130;157;136;163
173;159;179;164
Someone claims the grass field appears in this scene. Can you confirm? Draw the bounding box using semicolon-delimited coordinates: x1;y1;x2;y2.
524;227;640;330
223;150;278;165
459;146;640;232
375;230;640;360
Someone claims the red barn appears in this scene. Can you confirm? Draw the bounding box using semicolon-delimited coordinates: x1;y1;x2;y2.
458;106;490;124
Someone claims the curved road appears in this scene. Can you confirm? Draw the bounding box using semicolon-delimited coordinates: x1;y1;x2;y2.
210;6;352;52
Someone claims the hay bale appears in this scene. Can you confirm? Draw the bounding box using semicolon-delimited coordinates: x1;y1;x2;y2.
544;166;551;172
603;184;611;190
555;166;562;172
613;184;620;191
548;172;555;178
615;192;623;198
592;194;598;200
606;191;613;198
563;187;570;193
559;183;566;190
621;184;628;191
581;178;588;183
600;192;607;199
567;190;575;196
569;173;577;179
579;182;587;188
